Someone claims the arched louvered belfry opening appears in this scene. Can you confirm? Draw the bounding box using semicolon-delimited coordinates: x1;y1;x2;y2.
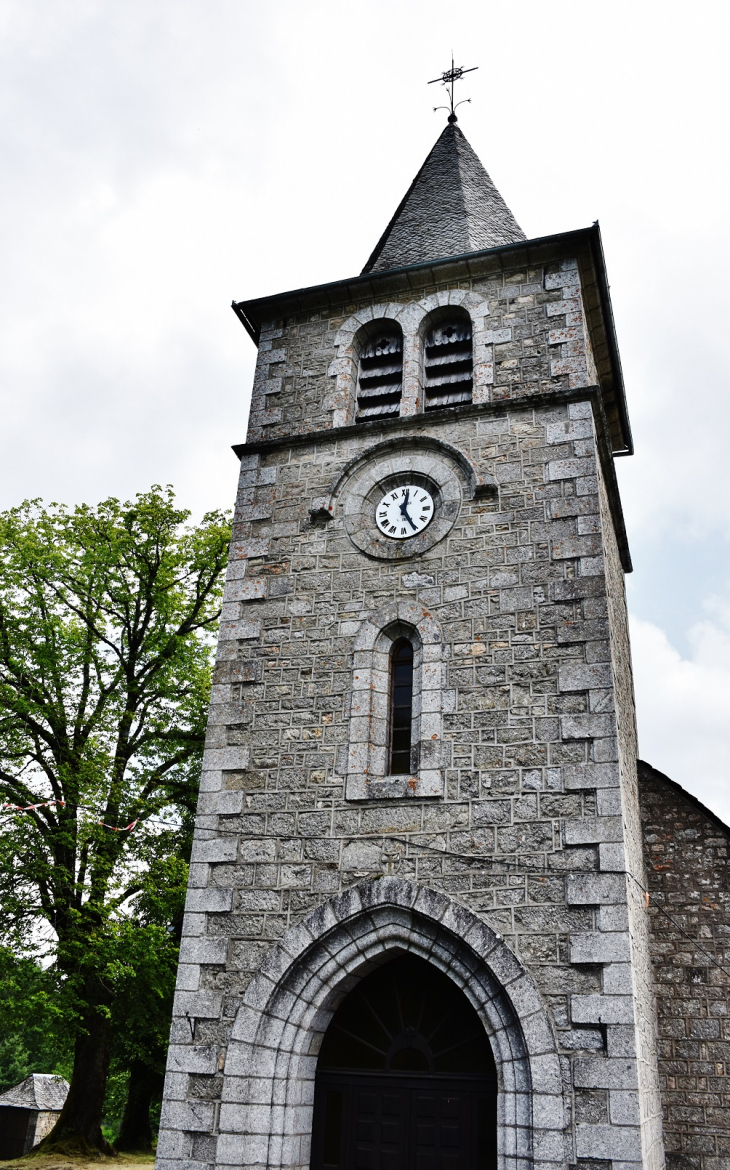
310;953;498;1170
423;309;473;411
355;323;404;421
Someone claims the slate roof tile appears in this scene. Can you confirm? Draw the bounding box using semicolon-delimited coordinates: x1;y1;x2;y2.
362;122;525;274
0;1073;69;1112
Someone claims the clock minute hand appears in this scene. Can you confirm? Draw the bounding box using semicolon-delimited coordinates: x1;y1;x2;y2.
398;490;418;531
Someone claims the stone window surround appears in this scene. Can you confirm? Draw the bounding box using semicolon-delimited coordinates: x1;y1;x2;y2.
344;600;447;802
328;290;492;428
355;319;405;422
172;877;566;1170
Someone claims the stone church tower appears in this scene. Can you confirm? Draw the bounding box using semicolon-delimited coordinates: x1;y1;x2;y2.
157;121;668;1170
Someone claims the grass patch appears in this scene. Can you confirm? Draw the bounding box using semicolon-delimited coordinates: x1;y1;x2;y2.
0;1155;155;1169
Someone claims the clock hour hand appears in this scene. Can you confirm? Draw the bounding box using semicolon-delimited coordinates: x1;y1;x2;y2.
398;489;418;531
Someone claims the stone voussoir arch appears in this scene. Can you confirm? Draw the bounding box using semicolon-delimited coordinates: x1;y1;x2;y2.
330;433;496;502
308;433;497;524
352;597;442;653
327;301;416;427
328;291;492;426
218;877;567;1170
414;288;491;333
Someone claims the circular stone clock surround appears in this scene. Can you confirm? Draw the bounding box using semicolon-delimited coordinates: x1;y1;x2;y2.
341;446;463;561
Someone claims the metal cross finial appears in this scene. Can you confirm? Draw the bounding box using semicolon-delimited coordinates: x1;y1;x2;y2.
428;54;478;122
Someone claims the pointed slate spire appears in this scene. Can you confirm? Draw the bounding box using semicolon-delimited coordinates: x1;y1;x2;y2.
362;122;526;275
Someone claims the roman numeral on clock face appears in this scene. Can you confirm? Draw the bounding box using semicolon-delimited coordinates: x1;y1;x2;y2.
374;484;436;541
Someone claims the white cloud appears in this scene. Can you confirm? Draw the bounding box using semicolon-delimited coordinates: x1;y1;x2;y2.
1;0;729;525
631;603;730;825
1;0;730;807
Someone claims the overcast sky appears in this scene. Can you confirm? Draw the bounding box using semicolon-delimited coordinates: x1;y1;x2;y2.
1;0;729;818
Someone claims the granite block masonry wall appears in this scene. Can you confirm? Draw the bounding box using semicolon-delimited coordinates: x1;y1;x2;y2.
247;256;597;442
639;762;730;1170
157;259;664;1170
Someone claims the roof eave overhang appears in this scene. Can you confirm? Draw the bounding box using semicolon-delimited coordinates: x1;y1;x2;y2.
232;224;632;456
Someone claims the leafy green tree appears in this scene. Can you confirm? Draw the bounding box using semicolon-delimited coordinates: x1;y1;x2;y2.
0;947;66;1092
110;853;191;1152
0;488;230;1153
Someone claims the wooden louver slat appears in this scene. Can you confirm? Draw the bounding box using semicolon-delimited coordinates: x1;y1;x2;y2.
424;319;473;411
356;331;403;421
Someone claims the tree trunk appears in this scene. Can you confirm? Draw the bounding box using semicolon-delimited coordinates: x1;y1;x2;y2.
115;1059;163;1152
38;989;114;1154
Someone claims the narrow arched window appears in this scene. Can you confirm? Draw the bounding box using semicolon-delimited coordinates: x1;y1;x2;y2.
423;314;473;410
356;325;403;421
389;639;414;775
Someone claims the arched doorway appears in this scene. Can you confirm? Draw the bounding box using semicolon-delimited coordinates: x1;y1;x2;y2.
310;953;497;1169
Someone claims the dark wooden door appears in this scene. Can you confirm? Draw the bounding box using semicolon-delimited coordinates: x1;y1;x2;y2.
353;1085;404;1169
310;955;498;1170
412;1087;463;1169
312;1071;496;1170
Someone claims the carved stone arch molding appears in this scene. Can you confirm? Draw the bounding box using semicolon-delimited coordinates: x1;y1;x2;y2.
327;301;421;428
414;290;493;406
328;434;496;504
345;599;445;800
328;290;491;426
309;435;496;555
217;878;567;1170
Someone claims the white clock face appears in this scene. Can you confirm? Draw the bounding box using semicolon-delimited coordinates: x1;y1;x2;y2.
375;484;435;540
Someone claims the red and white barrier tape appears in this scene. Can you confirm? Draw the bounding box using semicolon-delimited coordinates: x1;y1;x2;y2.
1;801;138;832
2;799;65;811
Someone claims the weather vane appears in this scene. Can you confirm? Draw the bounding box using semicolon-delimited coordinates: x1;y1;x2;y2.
428;54;478;122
